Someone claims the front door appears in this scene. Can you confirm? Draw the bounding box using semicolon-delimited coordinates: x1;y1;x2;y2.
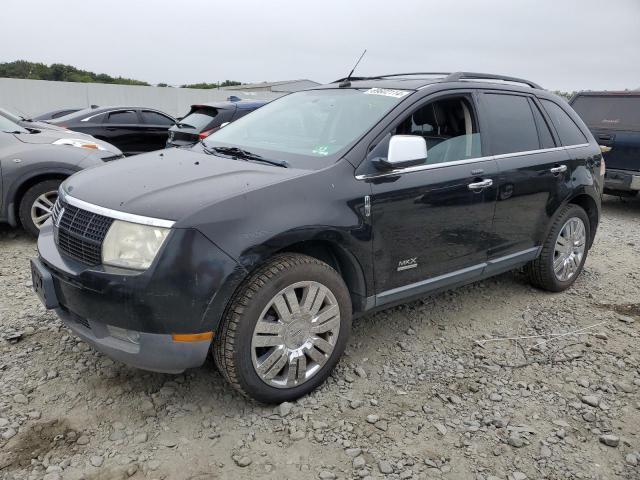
358;93;498;304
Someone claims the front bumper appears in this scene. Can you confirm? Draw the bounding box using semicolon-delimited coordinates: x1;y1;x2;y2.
58;305;210;373
604;168;640;192
32;222;244;373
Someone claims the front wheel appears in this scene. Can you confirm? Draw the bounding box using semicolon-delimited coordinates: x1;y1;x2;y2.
525;204;590;292
18;179;62;237
213;253;352;403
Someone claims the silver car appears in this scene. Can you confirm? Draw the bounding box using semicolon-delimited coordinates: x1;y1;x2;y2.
0;113;123;236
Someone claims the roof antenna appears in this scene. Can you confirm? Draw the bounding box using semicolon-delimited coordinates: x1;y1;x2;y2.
339;49;367;88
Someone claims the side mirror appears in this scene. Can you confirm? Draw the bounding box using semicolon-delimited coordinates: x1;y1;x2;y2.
375;135;427;170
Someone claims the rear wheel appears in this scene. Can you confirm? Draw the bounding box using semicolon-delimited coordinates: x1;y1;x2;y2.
525;204;590;292
213;253;351;403
18;179;62;237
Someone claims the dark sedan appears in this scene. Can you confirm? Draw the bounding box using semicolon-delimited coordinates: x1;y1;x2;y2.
167;98;266;147
48;107;176;156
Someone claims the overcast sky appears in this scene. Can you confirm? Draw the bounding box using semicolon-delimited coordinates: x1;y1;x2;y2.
1;0;638;91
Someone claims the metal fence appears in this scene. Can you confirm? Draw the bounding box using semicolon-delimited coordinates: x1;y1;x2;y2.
0;78;281;118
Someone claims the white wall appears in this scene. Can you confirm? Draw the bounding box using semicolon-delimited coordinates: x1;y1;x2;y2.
0;78;281;118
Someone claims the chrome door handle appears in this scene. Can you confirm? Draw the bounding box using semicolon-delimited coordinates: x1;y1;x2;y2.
550;165;567;174
468;179;493;191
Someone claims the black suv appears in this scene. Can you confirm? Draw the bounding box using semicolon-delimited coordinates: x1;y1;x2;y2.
570;91;640;196
31;72;603;403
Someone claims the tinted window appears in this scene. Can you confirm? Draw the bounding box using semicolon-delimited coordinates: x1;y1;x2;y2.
84;113;105;123
541;99;588;146
179;108;219;131
141;110;174;125
571;95;640;131
392;96;482;165
531;101;555;148
483;94;539;155
106;111;138;124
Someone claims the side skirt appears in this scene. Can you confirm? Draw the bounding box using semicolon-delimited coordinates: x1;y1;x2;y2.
360;247;541;313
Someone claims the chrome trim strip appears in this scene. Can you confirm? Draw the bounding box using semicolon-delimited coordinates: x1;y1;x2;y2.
355;144;592;180
60;192;175;228
374;246;541;306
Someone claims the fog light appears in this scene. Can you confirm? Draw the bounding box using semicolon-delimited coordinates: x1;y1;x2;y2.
107;325;141;344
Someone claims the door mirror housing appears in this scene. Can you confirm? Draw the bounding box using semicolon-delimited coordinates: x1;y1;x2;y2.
375;135;427;170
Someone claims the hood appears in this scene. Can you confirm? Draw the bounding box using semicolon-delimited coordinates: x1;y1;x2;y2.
13;129;122;156
62;147;307;221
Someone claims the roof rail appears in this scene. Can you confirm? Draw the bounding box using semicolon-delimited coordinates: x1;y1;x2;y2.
375;72;451;78
444;72;542;89
331;72;451;83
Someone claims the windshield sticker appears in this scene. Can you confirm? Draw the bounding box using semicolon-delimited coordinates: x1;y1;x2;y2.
312;145;330;156
364;88;410;98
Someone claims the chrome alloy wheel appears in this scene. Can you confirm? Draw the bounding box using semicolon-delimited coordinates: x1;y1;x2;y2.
30;191;58;229
553;217;586;282
251;281;341;389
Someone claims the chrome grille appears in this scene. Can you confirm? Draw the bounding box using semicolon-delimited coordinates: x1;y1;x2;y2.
54;198;113;265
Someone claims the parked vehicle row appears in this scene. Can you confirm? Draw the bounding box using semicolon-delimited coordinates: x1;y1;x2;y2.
0;97;267;236
30;72;603;403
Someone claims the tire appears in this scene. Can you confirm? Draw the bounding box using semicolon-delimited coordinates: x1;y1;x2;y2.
18;179;62;237
213;253;352;403
525;204;590;292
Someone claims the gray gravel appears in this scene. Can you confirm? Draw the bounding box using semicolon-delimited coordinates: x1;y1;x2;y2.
1;195;639;480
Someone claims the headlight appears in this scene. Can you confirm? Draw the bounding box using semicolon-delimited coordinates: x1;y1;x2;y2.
53;138;107;150
102;220;170;270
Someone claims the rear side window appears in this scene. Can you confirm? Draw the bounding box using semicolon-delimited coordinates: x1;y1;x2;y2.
106;111;138;124
571;95;640;131
83;113;105;123
483;93;539;155
541;99;587;146
530;101;555;149
141;110;174;125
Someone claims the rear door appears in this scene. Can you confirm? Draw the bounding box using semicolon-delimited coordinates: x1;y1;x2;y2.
140;110;175;151
570;94;640;171
478;91;570;259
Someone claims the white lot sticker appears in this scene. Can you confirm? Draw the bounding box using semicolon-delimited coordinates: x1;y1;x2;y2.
364;88;410;98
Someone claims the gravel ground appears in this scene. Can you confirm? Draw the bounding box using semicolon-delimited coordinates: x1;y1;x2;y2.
1;195;639;480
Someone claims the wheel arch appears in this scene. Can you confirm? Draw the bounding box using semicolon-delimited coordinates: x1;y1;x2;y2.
567;193;599;248
275;239;368;310
6;169;73;227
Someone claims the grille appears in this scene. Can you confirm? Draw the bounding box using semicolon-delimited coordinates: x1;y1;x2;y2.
54;199;113;265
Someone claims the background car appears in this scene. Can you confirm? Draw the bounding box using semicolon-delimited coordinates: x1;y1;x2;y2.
0;107;69;132
167;97;267;147
0;114;123;235
48;106;176;155
33;107;84;121
570;91;640;197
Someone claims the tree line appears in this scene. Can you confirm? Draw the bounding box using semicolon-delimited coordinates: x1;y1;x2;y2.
0;61;242;89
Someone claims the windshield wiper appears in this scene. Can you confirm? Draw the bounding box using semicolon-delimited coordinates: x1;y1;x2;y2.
204;145;289;168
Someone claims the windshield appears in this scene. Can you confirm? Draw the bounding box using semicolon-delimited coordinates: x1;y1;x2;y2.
0;114;27;133
572;95;640;131
203;88;410;164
